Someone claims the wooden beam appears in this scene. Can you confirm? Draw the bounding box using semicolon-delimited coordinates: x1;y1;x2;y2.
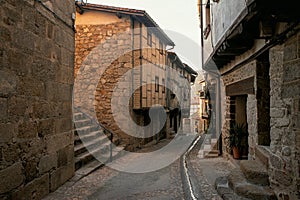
226;76;255;96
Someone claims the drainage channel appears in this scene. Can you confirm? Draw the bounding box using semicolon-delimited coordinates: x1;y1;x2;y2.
181;135;202;200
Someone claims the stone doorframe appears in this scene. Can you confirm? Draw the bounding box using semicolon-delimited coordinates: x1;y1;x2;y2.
223;52;271;159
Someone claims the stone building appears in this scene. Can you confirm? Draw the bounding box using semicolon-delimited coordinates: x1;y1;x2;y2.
166;52;198;134
198;76;210;133
199;0;300;199
0;0;75;199
74;3;197;151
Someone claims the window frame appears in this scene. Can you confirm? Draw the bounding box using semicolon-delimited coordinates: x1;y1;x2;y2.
155;76;159;92
147;32;152;47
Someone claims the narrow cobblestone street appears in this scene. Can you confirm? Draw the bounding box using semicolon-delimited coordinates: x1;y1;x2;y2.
43;136;185;200
43;132;235;200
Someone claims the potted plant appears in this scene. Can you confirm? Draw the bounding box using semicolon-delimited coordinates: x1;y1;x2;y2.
225;123;248;159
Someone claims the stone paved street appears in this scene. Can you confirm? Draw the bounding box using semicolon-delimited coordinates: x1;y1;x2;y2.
186;136;235;200
42;133;236;200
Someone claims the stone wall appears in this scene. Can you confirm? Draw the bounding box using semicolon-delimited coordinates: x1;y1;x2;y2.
269;33;300;199
74;19;146;150
0;0;75;198
221;57;270;159
221;61;256;157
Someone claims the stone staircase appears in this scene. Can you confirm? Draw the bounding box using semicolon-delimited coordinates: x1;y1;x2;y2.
198;134;219;159
215;146;277;200
73;109;124;171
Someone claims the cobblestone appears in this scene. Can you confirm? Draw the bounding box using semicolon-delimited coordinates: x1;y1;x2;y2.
187;135;236;200
43;134;235;200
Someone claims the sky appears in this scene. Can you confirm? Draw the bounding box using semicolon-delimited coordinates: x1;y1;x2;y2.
87;0;202;71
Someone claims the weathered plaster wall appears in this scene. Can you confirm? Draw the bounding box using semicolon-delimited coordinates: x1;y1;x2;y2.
0;0;75;198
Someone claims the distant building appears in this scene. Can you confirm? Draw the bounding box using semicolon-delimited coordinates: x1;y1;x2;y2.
198;77;210;133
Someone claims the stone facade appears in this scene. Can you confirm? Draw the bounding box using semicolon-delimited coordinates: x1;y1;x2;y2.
0;0;75;199
199;0;300;198
74;20;133;147
268;33;300;199
74;4;196;151
221;61;256;158
74;13;153;150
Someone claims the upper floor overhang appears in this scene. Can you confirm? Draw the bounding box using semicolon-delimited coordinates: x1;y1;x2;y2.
203;0;300;71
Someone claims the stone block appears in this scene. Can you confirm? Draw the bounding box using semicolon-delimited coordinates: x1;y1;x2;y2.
56;83;72;101
57;146;68;168
0;123;16;143
32;58;56;81
24;157;39;183
45;81;58;102
283;60;300;83
33;100;55;119
2;6;22;27
45;131;73;154
281;79;300;98
270;108;285;118
50;163;74;192
55;117;72;134
17;77;45;97
12;173;49;200
0;98;7;121
0;26;11;42
61;47;72;66
2;143;20;163
12;28;37;54
274;169;292;186
0;69;18;96
55;65;73;84
18;121;37;139
37;119;55;137
38;154;57;174
0;162;24;194
240;160;269;186
57;101;72;118
283;39;297;62
7;50;32;76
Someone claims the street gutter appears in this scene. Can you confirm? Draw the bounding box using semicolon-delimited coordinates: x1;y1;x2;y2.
180;135;202;200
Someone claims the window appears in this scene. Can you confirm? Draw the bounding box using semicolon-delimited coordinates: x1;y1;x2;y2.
155;76;159;92
159;42;163;54
147;32;152;47
162;78;165;93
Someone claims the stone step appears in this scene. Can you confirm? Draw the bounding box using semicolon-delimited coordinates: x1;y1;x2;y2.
197;150;205;159
75;141;111;170
211;138;218;144
211;140;218;150
204;150;219;158
74;125;99;136
227;168;276;200
74;118;92;127
74;136;109;156
74;130;106;145
240;160;269;186
203;144;211;150
75;145;124;170
255;145;271;169
73;108;122;172
75;159;104;179
215;177;251;200
73;112;84;121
